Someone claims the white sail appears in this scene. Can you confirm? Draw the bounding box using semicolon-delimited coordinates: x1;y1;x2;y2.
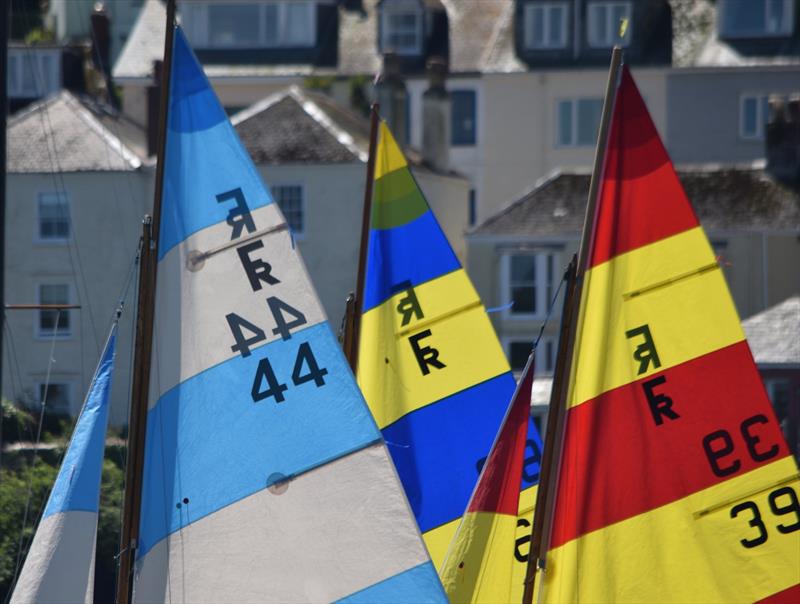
11;327;117;604
131;27;445;603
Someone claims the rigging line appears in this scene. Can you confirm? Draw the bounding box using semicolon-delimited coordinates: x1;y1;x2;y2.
16;4;101;359
85;6;144;247
532;264;569;351
9;311;62;596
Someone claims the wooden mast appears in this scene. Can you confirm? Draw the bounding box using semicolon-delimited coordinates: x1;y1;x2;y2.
522;46;624;604
344;103;380;372
115;1;176;602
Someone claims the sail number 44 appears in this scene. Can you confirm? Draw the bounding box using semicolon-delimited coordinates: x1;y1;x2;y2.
730;486;800;548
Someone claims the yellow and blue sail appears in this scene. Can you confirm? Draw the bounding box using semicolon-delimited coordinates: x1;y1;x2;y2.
357;123;542;574
11;326;117;604
133;28;445;603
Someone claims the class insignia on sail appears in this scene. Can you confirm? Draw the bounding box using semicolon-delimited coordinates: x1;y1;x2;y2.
440;353;538;603
131;27;446;603
11;326;118;604
355;121;544;589
538;64;800;604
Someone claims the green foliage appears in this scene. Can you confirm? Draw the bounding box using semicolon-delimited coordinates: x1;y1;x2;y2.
1;400;36;445
94;459;124;601
304;75;335;92
0;460;59;600
23;27;55;45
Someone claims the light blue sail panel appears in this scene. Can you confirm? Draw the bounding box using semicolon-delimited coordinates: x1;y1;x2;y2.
336;562;447;604
44;331;116;517
159;29;272;260
137;322;382;558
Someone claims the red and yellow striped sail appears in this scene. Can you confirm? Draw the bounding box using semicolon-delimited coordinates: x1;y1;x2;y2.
540;66;800;604
441;355;535;603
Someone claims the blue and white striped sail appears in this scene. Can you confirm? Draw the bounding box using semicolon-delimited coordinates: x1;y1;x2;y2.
132;27;445;603
11;327;117;604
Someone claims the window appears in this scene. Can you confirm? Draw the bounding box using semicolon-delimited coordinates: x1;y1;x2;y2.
505;252;556;318
183;1;316;49
37;382;72;414
7;48;60;99
451;90;476;146
468;189;477;226
556;98;603;146
37;193;70;241
274;185;304;235
740;94;772;140
507;337;556;374
381;1;423;55
588;1;632;47
720;0;793;38
38;284;71;338
524;2;568;49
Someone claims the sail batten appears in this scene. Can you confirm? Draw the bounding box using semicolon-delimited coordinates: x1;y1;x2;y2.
133;27;444;603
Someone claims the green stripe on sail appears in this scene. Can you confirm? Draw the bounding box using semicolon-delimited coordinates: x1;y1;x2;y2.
372;168;429;229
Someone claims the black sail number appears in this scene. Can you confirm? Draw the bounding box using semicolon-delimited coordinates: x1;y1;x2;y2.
251;342;327;404
729;486;800;548
730;501;768;548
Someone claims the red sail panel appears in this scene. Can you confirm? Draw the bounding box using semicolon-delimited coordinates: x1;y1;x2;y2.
589;67;699;268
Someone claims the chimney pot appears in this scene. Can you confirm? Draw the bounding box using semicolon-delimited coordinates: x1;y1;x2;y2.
766;92;800;186
374;52;409;148
422;56;450;172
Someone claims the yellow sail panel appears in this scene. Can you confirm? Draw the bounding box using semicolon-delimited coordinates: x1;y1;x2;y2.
568;226;745;408
540;65;799;603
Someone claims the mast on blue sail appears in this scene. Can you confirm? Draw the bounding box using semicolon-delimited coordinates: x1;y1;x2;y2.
10;320;119;604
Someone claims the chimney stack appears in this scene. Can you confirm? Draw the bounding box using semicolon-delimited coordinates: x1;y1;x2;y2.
766;94;800;186
89;2;119;106
146;60;163;157
375;52;408;148
422;56;450;172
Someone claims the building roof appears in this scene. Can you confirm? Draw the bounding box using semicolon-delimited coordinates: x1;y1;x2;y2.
113;0;166;81
471;165;800;238
8;91;142;173
232;86;368;165
743;296;800;366
671;0;800;68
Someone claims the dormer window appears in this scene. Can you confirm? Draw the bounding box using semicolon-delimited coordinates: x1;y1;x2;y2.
524;2;569;49
720;0;794;38
182;1;316;49
380;0;423;55
587;1;632;48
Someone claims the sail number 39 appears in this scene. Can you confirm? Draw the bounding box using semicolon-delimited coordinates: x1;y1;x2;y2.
730;486;800;548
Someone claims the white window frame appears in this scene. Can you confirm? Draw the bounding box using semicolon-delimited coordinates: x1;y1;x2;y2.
7;48;60;99
36;283;73;340
35;192;71;244
587;1;632;48
380;0;424;55
739;93;773;140
272;183;305;237
500;251;558;320
524;2;569;49
34;380;74;415
182;1;317;49
555;97;603;147
719;0;794;38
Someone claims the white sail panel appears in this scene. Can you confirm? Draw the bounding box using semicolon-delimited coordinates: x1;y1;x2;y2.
147;203;325;405
133;27;445;603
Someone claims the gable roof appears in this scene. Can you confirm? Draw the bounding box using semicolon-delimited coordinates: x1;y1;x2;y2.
743;296;800;366
8;91;142;173
232;86;368;165
471;165;800;237
113;0;166;81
